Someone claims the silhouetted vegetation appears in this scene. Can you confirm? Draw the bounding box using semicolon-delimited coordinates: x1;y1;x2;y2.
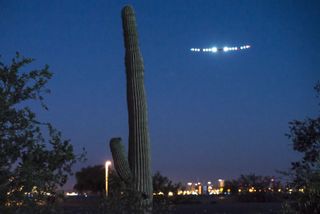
73;167;177;212
0;53;84;213
224;174;282;202
153;171;182;195
74;165;123;196
74;167;179;196
74;165;106;195
225;174;281;194
282;82;320;213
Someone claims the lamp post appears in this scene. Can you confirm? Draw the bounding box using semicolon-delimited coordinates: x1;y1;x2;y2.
105;161;112;197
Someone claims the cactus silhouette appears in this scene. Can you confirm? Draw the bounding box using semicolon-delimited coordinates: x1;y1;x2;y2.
109;5;153;206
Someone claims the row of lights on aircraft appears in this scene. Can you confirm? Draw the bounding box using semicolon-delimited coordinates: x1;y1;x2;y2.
190;45;250;53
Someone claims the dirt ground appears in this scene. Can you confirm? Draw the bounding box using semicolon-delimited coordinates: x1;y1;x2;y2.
61;197;282;214
172;202;281;214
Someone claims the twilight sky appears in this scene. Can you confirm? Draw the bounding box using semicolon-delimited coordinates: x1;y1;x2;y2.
1;0;319;188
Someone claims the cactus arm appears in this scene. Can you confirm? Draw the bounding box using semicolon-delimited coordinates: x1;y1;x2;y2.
109;138;132;183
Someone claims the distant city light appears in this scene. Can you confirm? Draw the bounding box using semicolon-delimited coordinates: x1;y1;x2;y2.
154;179;295;197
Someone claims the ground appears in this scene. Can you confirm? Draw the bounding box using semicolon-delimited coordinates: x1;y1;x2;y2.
60;196;282;213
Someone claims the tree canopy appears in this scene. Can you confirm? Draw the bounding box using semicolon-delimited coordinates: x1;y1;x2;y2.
152;171;182;195
224;174;281;194
0;53;83;210
284;82;320;213
74;165;123;195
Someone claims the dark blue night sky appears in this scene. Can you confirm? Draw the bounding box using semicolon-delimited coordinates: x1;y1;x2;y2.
1;0;319;188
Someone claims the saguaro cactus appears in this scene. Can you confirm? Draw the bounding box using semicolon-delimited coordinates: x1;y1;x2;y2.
109;5;153;205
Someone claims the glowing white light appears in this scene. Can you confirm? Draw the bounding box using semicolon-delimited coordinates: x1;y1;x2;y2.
105;161;111;197
190;44;250;54
66;192;78;196
106;161;111;167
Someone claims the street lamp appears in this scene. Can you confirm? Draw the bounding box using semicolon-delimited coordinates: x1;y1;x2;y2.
105;161;112;197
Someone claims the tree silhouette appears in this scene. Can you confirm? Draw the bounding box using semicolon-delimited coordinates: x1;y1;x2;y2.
284;82;320;213
0;53;83;211
74;165;123;195
152;171;182;195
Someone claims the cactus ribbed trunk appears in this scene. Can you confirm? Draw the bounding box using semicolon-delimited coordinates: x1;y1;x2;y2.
109;5;152;208
123;6;152;200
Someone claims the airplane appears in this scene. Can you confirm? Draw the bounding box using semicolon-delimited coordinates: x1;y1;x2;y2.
190;45;250;53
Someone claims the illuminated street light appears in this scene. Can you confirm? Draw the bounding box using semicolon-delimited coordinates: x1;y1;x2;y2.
105;161;112;197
